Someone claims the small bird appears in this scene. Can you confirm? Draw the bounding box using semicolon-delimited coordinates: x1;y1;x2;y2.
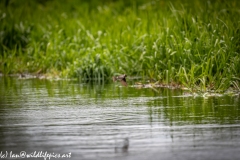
112;74;127;86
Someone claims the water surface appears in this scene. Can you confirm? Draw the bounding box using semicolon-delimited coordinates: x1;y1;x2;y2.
0;77;240;160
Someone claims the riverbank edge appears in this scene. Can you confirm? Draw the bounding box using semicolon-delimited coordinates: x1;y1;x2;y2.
1;73;239;98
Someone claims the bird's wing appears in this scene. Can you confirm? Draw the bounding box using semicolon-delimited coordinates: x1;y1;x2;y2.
120;79;127;86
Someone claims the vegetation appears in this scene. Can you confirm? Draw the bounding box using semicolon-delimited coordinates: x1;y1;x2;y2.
0;0;240;92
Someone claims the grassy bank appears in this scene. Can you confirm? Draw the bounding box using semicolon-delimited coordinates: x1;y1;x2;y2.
0;0;240;92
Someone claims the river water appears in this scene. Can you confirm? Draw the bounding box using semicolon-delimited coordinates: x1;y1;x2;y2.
0;77;240;160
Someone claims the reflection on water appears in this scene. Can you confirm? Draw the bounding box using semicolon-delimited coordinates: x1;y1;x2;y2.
0;77;240;160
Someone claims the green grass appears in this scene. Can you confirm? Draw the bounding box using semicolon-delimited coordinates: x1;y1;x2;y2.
0;0;240;92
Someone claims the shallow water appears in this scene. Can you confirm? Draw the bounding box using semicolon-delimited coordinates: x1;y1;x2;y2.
0;77;240;160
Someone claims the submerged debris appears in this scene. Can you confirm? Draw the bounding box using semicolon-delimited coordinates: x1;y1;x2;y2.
130;80;240;97
131;81;182;90
115;138;129;153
